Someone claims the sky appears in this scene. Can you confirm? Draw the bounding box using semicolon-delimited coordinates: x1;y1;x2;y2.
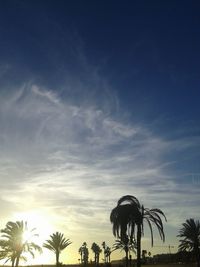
0;0;200;265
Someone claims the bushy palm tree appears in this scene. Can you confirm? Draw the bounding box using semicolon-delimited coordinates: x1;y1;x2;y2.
112;239;136;265
0;221;42;267
113;239;135;266
43;232;71;267
91;242;102;266
110;195;166;267
178;218;200;267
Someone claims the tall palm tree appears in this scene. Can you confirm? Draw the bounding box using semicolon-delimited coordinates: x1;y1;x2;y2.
178;218;200;267
43;232;71;267
0;221;42;267
110;195;166;267
91;242;102;266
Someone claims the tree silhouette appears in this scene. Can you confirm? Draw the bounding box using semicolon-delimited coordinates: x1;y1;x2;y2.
178;218;200;267
78;246;83;264
102;242;106;264
105;246;111;263
91;242;102;266
43;232;71;267
142;249;147;264
0;221;42;267
110;195;166;267
113;239;135;266
79;242;89;266
102;242;111;264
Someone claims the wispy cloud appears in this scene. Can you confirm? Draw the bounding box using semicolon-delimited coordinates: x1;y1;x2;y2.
0;85;199;262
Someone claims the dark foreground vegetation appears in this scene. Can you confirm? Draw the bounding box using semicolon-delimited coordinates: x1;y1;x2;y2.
0;195;199;267
0;264;197;267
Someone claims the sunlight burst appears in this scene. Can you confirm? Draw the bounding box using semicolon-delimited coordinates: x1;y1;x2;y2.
12;210;55;264
22;229;32;243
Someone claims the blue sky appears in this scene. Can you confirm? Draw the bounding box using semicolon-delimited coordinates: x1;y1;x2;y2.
0;0;200;264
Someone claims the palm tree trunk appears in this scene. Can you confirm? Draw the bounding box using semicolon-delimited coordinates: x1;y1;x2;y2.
15;255;20;267
125;247;128;267
11;256;16;267
11;256;15;267
194;245;200;267
95;252;97;266
56;251;59;267
197;251;200;267
136;225;141;267
129;253;132;267
80;251;83;263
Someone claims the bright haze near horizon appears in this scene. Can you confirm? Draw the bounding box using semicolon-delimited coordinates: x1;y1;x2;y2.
0;0;200;265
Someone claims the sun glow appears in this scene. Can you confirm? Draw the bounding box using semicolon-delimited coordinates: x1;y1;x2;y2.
12;210;55;264
22;229;33;243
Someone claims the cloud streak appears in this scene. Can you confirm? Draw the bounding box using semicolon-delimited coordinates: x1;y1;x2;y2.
0;85;199;263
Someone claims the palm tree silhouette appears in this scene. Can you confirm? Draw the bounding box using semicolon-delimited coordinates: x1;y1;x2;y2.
102;241;106;263
110;195;166;267
105;247;111;264
78;246;83;264
91;242;102;266
43;232;71;267
0;221;42;267
141;249;147;264
178;218;200;267
79;242;89;267
112;239;135;264
102;242;111;264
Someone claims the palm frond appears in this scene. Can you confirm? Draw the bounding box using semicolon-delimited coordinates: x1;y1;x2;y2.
0;220;41;266
43;232;71;254
177;218;200;257
110;195;167;258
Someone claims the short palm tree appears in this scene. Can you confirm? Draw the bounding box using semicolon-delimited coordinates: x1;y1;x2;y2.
141;249;147;264
0;221;42;267
102;242;111;263
112;239;135;265
79;242;88;266
91;242;102;266
43;232;71;267
78;246;83;263
102;241;106;263
178;218;200;267
110;195;166;267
